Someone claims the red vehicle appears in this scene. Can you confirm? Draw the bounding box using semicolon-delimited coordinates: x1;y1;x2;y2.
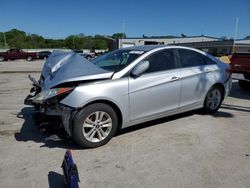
229;53;250;90
0;49;38;61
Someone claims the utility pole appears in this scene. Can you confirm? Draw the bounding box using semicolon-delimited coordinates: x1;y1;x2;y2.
72;37;75;49
3;32;7;48
122;20;125;39
232;17;239;54
90;37;92;52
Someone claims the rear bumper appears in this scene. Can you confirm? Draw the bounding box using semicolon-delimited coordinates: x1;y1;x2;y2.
224;76;232;98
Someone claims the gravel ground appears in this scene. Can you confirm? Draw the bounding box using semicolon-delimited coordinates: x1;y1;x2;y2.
0;60;249;188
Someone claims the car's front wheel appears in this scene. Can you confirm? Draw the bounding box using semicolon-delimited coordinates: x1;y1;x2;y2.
203;86;223;113
73;103;118;148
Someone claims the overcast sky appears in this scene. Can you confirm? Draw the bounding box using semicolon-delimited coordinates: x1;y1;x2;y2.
1;0;250;39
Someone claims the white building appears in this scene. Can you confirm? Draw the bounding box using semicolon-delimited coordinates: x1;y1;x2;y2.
117;36;250;55
118;36;219;48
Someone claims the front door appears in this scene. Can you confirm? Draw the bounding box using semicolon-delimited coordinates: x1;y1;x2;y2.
129;49;181;121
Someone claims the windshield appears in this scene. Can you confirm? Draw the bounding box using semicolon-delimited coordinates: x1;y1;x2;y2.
92;49;145;71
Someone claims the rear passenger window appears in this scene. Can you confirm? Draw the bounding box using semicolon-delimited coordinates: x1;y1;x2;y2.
146;49;176;73
178;49;206;68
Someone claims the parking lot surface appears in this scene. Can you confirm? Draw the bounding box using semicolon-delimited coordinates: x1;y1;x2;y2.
0;60;249;188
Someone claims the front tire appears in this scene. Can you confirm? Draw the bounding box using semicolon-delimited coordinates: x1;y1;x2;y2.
73;103;118;148
203;86;223;113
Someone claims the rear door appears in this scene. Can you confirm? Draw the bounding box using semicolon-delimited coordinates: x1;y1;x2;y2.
129;49;181;121
18;49;27;59
11;49;23;59
177;49;216;108
8;49;18;59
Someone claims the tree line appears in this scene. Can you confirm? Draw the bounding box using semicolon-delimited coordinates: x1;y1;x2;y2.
1;29;249;50
0;29;126;50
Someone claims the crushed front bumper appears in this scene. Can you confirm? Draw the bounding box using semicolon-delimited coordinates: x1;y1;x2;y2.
24;83;76;137
24;75;42;105
25;97;76;137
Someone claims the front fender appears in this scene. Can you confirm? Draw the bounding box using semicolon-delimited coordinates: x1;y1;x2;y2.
60;78;130;127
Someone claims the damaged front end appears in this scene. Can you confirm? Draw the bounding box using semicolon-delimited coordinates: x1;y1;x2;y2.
24;76;77;136
24;51;113;137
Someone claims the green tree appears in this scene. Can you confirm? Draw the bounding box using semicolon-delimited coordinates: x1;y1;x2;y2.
245;35;250;39
112;33;126;39
93;35;108;49
45;39;66;48
5;29;27;48
65;35;90;49
0;28;111;50
65;35;76;49
0;32;6;48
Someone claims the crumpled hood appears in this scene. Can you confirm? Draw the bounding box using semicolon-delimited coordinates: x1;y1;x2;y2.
40;51;113;89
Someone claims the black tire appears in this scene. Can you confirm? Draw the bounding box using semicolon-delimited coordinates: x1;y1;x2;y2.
86;55;91;60
238;80;250;91
0;56;5;61
27;56;33;61
203;86;223;113
73;103;118;148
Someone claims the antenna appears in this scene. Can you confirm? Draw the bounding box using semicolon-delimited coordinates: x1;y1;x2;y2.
122;20;125;39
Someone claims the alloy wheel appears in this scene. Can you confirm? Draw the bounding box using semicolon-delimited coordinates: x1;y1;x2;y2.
82;111;112;143
207;89;221;110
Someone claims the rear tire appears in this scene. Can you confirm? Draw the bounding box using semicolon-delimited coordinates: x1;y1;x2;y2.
238;80;250;91
27;56;33;61
203;86;223;113
0;56;5;61
73;103;118;148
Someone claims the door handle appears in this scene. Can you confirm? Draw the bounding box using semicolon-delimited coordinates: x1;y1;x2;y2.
170;76;180;82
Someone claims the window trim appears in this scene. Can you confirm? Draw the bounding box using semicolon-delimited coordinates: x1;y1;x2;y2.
176;49;216;68
136;48;179;75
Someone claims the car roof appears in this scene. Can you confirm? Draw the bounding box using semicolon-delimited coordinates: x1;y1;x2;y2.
120;45;205;53
121;45;166;51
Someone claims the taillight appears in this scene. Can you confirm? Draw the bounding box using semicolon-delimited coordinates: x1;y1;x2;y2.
226;65;232;74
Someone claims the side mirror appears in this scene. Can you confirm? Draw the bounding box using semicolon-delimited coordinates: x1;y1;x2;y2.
131;60;149;77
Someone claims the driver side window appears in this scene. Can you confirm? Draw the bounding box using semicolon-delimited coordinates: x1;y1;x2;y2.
145;49;176;73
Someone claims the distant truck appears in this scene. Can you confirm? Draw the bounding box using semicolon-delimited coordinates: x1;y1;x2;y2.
229;53;250;90
0;49;38;61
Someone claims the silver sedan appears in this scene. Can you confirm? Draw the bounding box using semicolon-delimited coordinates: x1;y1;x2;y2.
27;45;231;148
